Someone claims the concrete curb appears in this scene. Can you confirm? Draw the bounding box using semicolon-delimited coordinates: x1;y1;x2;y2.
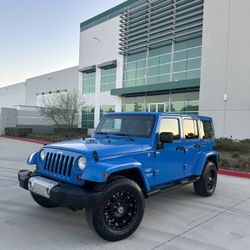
218;169;250;179
0;135;52;145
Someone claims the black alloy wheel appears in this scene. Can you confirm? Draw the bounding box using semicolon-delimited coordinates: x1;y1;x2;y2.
206;167;217;192
85;177;144;241
104;190;138;231
194;161;217;197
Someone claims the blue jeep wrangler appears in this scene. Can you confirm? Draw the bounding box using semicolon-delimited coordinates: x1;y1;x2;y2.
18;112;219;241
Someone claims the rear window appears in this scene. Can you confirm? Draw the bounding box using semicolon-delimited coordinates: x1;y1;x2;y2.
183;119;199;140
199;120;214;139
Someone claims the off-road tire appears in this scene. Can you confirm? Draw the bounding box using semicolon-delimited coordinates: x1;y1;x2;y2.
194;161;217;197
30;192;59;208
85;177;145;241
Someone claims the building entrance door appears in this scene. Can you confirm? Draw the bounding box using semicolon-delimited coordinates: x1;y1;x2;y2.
149;103;166;112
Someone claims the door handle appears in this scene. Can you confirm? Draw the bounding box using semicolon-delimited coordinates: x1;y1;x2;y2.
194;144;201;149
176;146;186;152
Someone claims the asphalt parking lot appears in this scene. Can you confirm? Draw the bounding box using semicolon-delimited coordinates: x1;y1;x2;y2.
0;137;250;250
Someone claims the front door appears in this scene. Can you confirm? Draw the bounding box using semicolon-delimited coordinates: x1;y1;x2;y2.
154;117;185;186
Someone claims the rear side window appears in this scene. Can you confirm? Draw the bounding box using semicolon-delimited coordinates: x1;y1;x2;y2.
199;120;214;139
159;118;180;140
183;119;199;140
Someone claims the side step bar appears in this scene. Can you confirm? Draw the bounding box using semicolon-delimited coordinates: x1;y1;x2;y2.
147;177;200;197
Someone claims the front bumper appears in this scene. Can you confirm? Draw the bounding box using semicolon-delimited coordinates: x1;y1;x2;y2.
18;170;102;209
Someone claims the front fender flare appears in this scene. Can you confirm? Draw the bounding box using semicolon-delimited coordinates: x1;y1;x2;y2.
81;158;150;190
26;152;39;165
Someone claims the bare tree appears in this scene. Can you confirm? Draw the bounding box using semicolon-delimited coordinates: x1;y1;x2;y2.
40;90;85;137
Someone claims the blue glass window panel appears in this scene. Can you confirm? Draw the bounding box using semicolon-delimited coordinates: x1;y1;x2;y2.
187;69;200;79
148;66;159;76
173;61;187;72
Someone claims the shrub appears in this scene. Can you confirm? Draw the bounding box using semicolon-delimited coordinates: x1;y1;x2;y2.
5;127;32;137
231;152;240;159
239;160;250;168
220;158;229;167
216;138;250;153
54;128;87;137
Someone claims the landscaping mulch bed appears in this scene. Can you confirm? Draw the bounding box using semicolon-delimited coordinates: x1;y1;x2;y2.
216;138;250;173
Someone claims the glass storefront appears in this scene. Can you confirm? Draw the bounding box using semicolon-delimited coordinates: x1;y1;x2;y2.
122;91;199;114
100;105;115;118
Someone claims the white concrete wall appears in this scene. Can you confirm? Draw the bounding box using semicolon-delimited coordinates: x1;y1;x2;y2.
0;108;17;135
25;66;79;106
0;106;55;135
0;82;26;108
79;16;123;128
16;106;53;127
199;0;250;139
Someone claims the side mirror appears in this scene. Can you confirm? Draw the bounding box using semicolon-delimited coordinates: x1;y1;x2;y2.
159;132;174;143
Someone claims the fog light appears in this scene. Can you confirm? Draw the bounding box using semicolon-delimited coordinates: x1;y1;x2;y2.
46;187;50;196
77;174;82;181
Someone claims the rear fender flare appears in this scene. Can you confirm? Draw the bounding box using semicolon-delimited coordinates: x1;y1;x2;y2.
194;151;220;176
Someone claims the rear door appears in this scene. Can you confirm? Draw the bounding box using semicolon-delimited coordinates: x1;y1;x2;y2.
198;118;215;153
182;118;201;177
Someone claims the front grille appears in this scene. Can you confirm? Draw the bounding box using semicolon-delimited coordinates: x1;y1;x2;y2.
44;152;74;178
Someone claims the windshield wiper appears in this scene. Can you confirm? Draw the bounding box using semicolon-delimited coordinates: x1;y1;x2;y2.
95;132;110;138
112;133;134;141
95;132;108;135
112;133;129;136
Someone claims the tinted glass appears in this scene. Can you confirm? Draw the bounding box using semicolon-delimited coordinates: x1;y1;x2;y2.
183;119;199;139
199;120;214;139
82;107;95;128
96;115;156;138
159;118;180;140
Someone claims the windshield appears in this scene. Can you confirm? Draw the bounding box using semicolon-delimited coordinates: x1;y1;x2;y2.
95;114;156;138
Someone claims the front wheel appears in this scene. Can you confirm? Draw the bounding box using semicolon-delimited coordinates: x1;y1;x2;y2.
30;192;59;208
194;161;217;197
86;177;145;241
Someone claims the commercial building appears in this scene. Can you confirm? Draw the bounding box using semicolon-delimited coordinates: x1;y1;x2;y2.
79;0;250;139
0;67;78;134
1;0;250;139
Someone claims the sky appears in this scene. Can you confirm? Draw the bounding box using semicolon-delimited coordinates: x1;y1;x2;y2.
0;0;124;87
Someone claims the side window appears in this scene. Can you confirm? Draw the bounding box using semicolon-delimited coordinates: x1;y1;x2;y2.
183;119;199;140
199;120;214;139
159;118;180;140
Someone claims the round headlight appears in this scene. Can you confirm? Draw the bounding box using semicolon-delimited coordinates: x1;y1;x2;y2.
78;156;87;170
40;150;46;161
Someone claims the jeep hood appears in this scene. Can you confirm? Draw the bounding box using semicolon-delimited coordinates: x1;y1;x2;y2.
44;138;144;159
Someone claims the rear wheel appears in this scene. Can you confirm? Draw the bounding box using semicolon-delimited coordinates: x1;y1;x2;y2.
30;192;59;208
85;177;144;241
194;161;217;197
